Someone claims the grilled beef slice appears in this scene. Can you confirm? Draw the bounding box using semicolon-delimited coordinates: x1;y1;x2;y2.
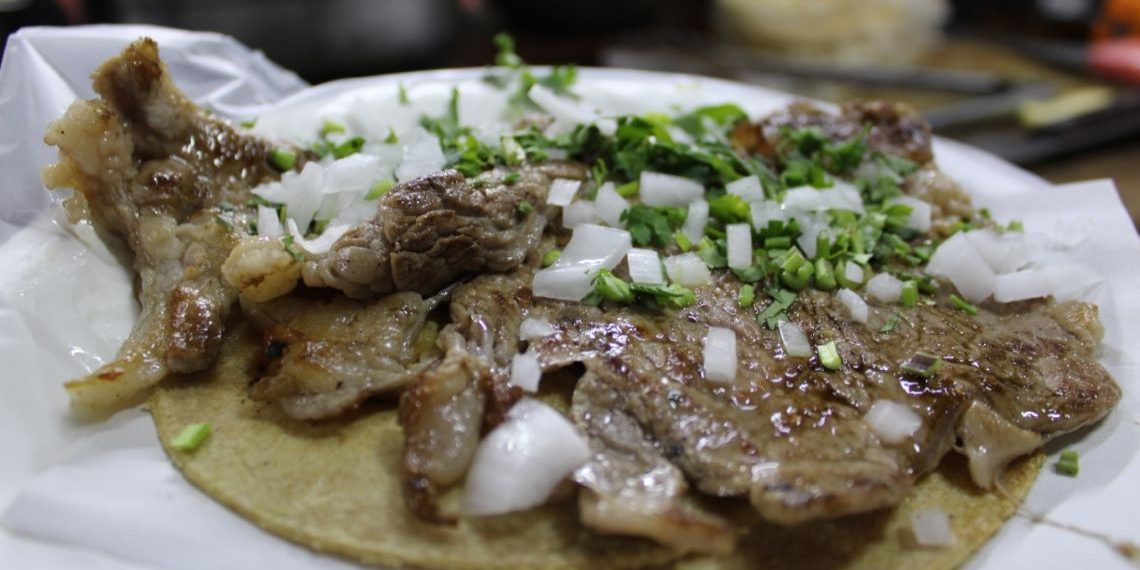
302;163;585;300
43;38;289;419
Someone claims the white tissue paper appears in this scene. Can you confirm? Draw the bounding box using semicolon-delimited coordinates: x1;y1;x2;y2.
2;24;1139;570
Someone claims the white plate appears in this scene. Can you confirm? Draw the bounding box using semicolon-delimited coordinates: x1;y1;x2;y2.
1;26;1137;570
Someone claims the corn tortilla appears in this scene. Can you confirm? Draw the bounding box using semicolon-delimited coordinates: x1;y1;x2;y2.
150;319;1043;570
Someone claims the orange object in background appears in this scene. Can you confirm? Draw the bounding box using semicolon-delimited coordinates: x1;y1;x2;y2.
1094;0;1140;40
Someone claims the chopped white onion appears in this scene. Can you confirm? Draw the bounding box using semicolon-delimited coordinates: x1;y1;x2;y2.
866;272;904;304
837;288;869;323
682;198;709;242
777;321;812;357
640;171;704;207
323;153;384;195
663;252;713;288
509;351;542;392
528;84;601;133
964;229;1029;274
750;200;785;231
886;195;933;233
254;161;326;232
256;205;283;237
844;261;865;286
532;264;593;301
702;326;737;383
594;182;630;227
726;223;754;269
993;263;1104;303
911;508;957;547
534;224;632;302
864;400;923;444
554;224;633;271
395;128;446;181
547;178;581;207
925;232;996;303
725;175;765;202
462;398;591;516
626;248;665;285
782;180;864;213
562;200;599;228
519;317;557;340
286;220;353;255
795;213;830;258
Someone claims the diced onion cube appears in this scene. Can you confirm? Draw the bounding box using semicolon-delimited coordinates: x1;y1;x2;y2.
683;199;709;242
782;180;864;213
864;400;923;444
555;224;632;271
519;318;556;340
547;178;581;207
594;182;630;227
664;252;713;288
726;223;754;269
640;171;704;207
844;261;865;285
924;232;996;303
257;205;284;237
532;264;593;301
777;321;812;357
627;248;665;285
462;398;591;516
509;351;542;392
964;229;1029;274
992;263;1103;303
911;508;957;547
887;195;933;233
837;288;869;323
726;175;765;202
703;326;737;383
562;200;598;228
750;200;785;231
866;273;904;304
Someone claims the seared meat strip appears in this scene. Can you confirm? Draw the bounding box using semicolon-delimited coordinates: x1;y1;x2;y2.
502;271;1115;526
241;291;438;420
298;162;585;300
42;38;288;419
399;267;537;520
573;367;736;555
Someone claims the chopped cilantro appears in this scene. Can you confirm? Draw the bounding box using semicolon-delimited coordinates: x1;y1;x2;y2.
384;128;399;144
331;136;365;159
592;269;633;303
738;284;755;308
517;200;534;214
674;103;748;140
320;120;346;137
541;249;562;268
398;82;410;105
281;235;304;262
503;172;521;185
267;148;296;171
880;312;901;332
621;204;687;247
949;293;978;315
171;423;211;452
630;282;696;309
757;288;797;329
707;192;750;224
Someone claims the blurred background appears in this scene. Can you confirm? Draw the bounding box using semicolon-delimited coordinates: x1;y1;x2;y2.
3;0;1139;227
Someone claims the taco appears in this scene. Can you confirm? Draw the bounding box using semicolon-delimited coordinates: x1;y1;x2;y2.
44;38;1119;569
